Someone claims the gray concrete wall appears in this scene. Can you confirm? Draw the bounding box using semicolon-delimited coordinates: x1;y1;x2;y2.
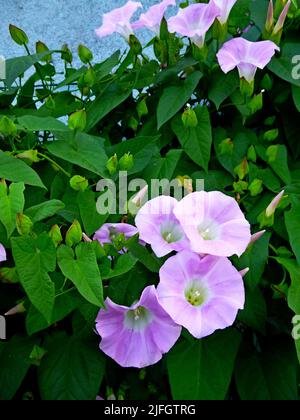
0;0;179;64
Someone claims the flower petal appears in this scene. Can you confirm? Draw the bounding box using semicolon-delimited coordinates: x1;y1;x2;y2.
135;196;189;257
96;286;181;368
217;37;279;81
95;1;142;39
132;0;176;35
0;244;6;263
157;251;245;339
173;191;251;257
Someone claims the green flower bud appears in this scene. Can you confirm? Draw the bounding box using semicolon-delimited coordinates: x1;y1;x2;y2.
263;128;279;142
219;138;234;155
182;107;198;128
137;98;148;119
0;267;19;284
68;109;87;132
153;38;167;63
70;175;89;192
213;19;228;44
9;24;29;45
264;116;276;126
192;43;208;61
176;176;193;193
84;67;96;87
247;93;263;114
78;44;93;64
36;41;51;62
128;117;139;132
45;95;56;110
233;180;248;194
257;210;274;228
119;153;134;171
77;77;91;97
248;179;263;196
61;44;73;64
66;220;82;247
106;154;118;176
49;224;63;247
16;213;33;236
159;17;169;41
29;345;47;366
247;145;257;163
261;74;273;90
129;35;142;55
240;78;254;98
234;158;249;180
16;150;40;163
0;116;17;137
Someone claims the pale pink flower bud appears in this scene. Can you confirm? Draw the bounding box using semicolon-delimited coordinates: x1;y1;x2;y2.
82;233;92;243
5;303;26;316
239;268;250;278
266;0;274;32
273;0;291;34
266;190;285;217
250;230;266;246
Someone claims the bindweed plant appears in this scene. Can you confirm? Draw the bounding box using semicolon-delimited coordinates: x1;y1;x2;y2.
0;0;300;401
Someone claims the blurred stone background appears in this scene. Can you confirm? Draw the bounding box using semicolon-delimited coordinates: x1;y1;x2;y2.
0;0;179;64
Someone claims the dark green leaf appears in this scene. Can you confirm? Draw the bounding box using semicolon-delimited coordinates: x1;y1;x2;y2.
57;243;104;307
102;253;138;280
167;329;241;400
236;341;298;400
38;332;105;400
5;52;53;88
86;82;132;131
47;131;108;177
77;190;108;236
157;71;202;129
0;335;38;400
11;233;56;322
26;289;83;336
285;196;300;266
0;181;25;237
25;199;65;222
208;71;239;110
172;106;212;172
18;115;68;132
0;152;45;189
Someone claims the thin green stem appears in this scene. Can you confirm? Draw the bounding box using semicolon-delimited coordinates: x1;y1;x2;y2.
269;243;278;255
24;44;48;90
55;286;76;299
38;152;71;177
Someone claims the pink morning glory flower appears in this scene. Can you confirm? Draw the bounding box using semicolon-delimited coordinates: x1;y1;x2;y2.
217;37;280;83
157;251;245;339
95;1;142;41
173;191;251;257
168;1;220;48
93;223;138;246
132;0;176;37
212;0;237;25
96;285;182;368
135;196;190;258
0;244;6;262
